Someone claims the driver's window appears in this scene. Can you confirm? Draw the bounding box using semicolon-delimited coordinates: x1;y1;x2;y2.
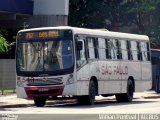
76;38;87;68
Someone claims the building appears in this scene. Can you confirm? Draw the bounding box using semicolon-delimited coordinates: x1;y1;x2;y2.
0;0;69;29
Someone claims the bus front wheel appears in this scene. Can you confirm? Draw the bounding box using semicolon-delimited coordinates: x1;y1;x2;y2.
77;80;96;105
116;79;134;102
87;80;96;105
34;97;47;107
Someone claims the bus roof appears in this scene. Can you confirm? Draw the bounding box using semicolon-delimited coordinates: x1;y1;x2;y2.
19;26;149;41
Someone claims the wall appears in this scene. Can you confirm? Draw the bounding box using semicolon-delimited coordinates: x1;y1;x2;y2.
33;0;69;15
0;59;16;90
27;0;69;28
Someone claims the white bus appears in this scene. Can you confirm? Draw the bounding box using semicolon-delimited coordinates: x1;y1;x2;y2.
16;26;152;107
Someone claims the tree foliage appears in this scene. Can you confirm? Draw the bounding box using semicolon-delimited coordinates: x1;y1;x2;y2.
119;0;160;47
0;33;9;53
69;0;122;29
69;0;160;48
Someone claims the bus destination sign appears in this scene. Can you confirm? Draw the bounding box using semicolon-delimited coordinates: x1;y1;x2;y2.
25;31;63;40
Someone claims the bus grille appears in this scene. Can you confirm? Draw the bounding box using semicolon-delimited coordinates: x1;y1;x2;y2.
27;77;63;86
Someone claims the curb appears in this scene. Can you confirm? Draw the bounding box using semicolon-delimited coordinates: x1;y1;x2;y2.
0;104;34;108
143;95;160;99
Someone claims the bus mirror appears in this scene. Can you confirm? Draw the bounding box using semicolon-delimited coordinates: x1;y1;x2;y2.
77;41;83;50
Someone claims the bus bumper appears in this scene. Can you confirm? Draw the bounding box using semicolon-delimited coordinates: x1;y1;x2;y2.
24;86;64;98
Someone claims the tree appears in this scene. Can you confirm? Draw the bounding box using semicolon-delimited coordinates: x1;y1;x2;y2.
69;0;160;48
119;0;160;48
0;33;9;53
69;0;122;29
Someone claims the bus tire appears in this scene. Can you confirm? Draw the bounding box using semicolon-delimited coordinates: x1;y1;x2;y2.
76;96;87;104
34;97;46;107
77;80;96;105
116;79;134;102
87;80;96;105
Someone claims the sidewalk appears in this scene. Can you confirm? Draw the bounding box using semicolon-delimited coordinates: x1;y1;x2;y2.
0;94;34;108
134;90;160;99
0;91;160;108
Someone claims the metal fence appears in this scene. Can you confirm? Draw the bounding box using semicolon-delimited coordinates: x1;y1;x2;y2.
0;59;16;94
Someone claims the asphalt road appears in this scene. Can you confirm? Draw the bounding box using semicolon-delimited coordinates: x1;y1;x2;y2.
1;97;160;120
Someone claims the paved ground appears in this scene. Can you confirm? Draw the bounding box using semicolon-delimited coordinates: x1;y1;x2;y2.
0;90;160;108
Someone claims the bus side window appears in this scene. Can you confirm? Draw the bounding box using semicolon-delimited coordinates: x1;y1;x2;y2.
98;38;106;59
137;41;142;60
105;39;110;59
110;39;117;60
121;40;128;60
131;41;138;61
76;38;87;68
116;39;122;59
141;42;148;61
87;37;97;59
127;41;133;60
108;39;113;59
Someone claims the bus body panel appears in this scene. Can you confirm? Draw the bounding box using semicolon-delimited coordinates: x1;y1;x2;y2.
16;86;28;98
76;61;99;95
121;61;141;93
136;62;152;92
98;60;122;94
141;62;152;81
62;82;77;95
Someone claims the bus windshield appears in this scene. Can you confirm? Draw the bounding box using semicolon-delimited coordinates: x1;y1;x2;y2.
17;39;73;74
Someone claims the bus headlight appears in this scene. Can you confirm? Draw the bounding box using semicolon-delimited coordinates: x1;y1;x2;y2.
17;81;23;87
17;77;24;87
66;74;74;85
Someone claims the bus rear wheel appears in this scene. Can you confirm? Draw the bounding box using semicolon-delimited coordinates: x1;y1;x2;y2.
116;79;134;102
34;97;47;107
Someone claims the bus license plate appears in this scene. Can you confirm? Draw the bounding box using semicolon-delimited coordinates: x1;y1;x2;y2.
38;88;49;92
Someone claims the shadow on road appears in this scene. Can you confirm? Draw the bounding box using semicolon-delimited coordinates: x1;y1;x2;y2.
45;99;157;109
